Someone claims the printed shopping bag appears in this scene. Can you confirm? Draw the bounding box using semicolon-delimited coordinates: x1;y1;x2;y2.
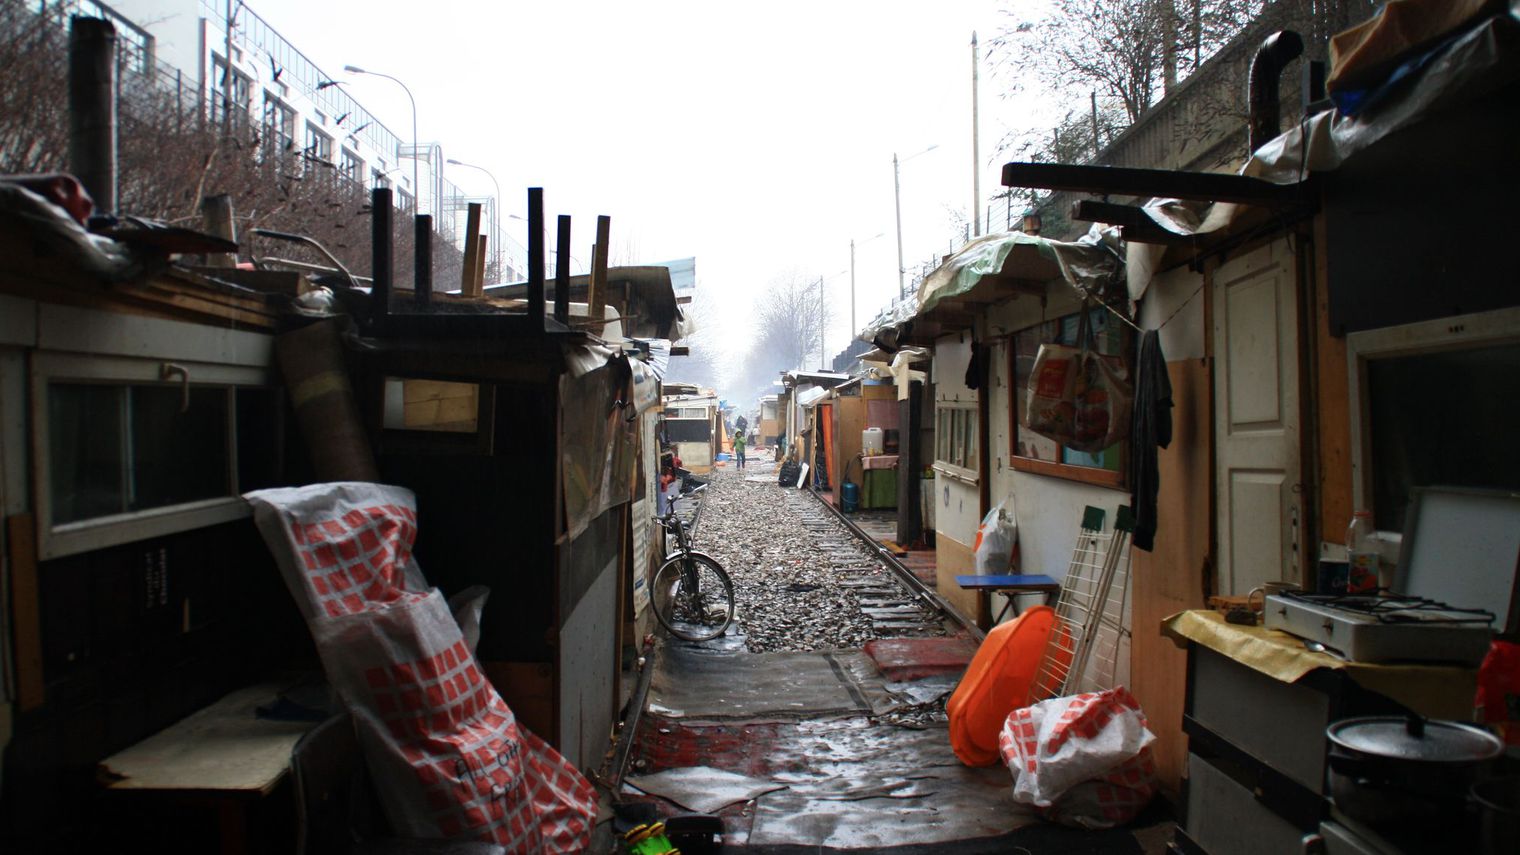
246;482;595;852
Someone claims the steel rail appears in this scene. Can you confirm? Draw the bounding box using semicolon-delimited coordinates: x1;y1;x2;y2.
803;486;983;642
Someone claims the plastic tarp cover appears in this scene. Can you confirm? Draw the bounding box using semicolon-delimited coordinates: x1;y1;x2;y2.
561;363;636;539
916;228;1123;320
1126;3;1520;300
0;182;135;282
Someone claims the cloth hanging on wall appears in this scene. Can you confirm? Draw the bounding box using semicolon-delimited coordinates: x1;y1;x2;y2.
1128;331;1173;552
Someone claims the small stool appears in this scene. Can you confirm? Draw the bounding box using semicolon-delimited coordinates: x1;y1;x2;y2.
955;574;1060;627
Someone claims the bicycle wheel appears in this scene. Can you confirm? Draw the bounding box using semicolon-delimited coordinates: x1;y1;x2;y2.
651;553;734;642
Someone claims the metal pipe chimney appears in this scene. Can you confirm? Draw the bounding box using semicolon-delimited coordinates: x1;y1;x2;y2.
1248;30;1304;153
68;16;118;214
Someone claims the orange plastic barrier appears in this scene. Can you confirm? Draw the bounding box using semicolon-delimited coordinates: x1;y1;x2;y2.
948;605;1056;767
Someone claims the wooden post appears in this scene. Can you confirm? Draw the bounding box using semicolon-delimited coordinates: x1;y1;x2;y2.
588;215;610;335
414;214;432;307
7;515;45;711
200;194;237;267
526;187;545;326
460;202;482;296
370;187;392;328
474;234;488;296
553;214;571;326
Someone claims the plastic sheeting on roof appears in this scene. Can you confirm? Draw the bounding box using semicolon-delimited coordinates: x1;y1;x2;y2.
796;386;829;408
916;227;1123;317
1125;3;1519;301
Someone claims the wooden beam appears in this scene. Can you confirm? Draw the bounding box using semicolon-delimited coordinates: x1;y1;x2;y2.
1002;161;1304;207
460;202;482;296
588;215;610;335
1071;200;1201;246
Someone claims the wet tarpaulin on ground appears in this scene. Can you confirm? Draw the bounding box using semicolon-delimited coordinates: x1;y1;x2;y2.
648;645;899;719
624;766;788;814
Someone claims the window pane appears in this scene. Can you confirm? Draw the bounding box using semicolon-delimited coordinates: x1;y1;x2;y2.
237;388;283;492
49;384;125;524
965;410;978;470
129;386;230;511
1062;441;1121;471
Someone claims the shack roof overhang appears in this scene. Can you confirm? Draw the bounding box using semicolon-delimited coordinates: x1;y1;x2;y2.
1008;4;1520;302
486;265;682;337
891;230;1123;347
781;370;851;390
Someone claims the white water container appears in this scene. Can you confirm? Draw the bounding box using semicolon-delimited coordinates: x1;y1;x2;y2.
862;427;884;455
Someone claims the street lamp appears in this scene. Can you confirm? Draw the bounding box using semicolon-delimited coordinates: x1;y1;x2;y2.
344;64;417;212
446;158;501;282
893;144;938;300
850;232;885;339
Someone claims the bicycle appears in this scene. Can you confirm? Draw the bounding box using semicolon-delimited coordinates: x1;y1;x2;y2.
651;485;734;641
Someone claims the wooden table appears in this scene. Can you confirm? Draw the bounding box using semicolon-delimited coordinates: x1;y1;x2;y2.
98;680;322;854
955;573;1061;627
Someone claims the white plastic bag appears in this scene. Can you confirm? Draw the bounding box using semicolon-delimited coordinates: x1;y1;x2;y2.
998;687;1158;829
973;499;1019;574
246;482;595;851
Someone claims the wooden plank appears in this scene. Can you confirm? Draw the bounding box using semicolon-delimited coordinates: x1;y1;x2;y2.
98;681;317;795
474;234;489;296
588;216;611;335
1128;358;1212;798
1002;161;1306;207
460;202;482;297
7;514;45;711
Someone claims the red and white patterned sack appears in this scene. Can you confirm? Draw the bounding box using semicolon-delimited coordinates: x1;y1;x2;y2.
997;686;1158;830
246;482;595;852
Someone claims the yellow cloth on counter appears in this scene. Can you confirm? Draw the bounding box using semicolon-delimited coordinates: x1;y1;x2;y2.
1163;609;1478;721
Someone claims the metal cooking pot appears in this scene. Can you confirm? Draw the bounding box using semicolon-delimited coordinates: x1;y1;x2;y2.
1325;714;1504;830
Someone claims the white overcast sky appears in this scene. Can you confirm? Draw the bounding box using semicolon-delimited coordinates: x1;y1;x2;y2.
249;0;1050;386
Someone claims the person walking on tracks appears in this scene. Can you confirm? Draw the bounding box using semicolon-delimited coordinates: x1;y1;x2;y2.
733;430;747;470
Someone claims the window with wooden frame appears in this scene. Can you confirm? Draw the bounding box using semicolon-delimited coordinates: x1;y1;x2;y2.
933;402;978;481
1009;306;1132;488
34;353;283;559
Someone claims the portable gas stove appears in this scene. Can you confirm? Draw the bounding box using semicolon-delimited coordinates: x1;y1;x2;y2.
1263;591;1494;664
1264;487;1520;666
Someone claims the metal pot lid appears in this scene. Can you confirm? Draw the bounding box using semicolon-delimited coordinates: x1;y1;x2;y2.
1328;716;1504;763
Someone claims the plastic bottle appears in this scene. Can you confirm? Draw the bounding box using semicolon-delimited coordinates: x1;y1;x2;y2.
1346;510;1378;595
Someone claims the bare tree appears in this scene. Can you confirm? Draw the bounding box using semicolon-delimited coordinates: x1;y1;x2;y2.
991;0;1380;177
733;271;831;398
0;0;468;284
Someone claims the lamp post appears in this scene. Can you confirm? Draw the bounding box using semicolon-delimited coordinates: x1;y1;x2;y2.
893;144;938;300
344;64;417;212
446;158;501;281
850;232;885;340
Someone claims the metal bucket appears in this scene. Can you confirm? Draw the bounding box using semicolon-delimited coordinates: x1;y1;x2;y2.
1473;775;1520;855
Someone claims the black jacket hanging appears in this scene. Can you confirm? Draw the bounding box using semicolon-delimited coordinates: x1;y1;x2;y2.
1129;330;1172;552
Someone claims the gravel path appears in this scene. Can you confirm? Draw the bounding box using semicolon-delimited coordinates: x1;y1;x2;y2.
688;456;946;653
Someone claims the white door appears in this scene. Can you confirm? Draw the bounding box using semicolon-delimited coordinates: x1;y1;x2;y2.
1213;240;1303;596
